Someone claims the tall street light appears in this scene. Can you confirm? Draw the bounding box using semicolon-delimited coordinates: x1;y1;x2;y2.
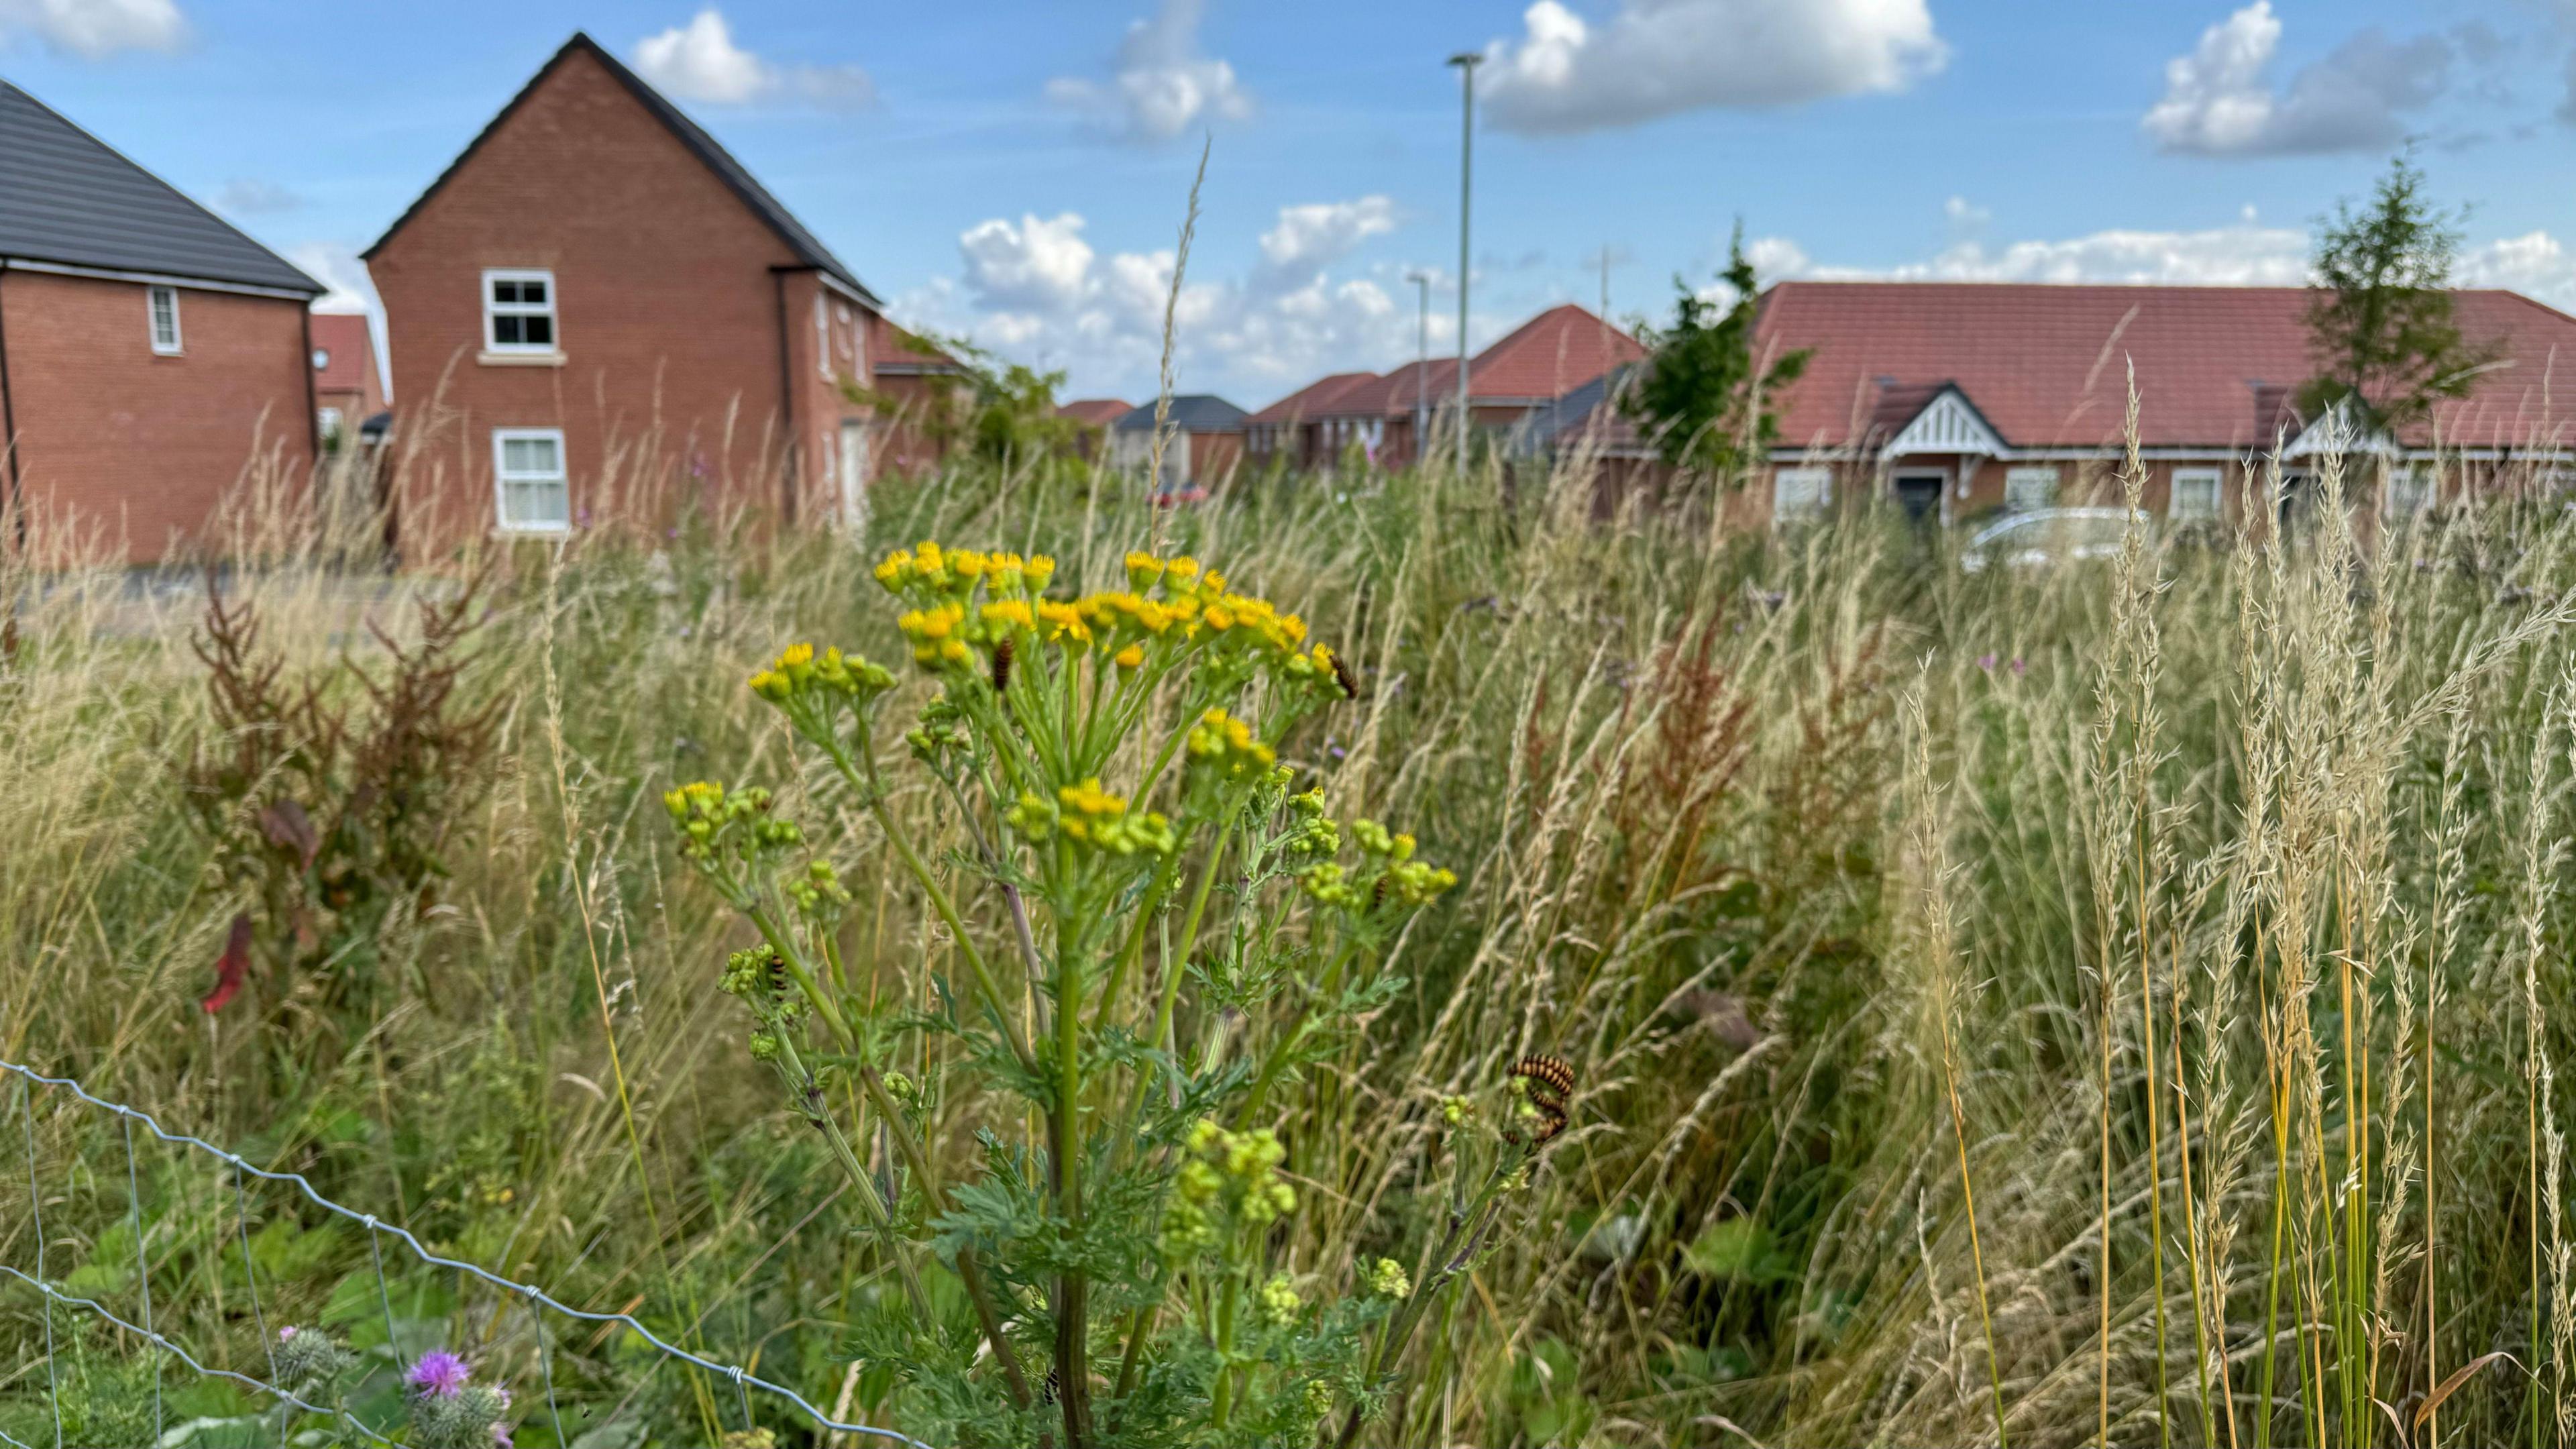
1405;270;1431;465
1447;50;1481;480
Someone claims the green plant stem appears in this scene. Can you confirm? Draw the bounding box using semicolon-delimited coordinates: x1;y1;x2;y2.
1332;1169;1513;1449
1238;942;1360;1128
743;904;1039;1413
1210;1260;1243;1429
1053;907;1092;1446
1154;823;1232;1062
826;727;1036;1074
769;1034;931;1321
2258;1079;2290;1449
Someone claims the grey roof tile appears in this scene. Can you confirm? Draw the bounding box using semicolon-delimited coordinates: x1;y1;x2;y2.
0;79;321;294
1115;394;1249;433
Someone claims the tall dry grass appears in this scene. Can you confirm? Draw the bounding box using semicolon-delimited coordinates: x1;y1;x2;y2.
8;414;2576;1444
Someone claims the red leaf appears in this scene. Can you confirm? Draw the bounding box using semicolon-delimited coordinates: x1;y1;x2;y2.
201;913;253;1014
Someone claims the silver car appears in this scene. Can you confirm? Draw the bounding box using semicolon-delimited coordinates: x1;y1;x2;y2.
1961;507;2152;572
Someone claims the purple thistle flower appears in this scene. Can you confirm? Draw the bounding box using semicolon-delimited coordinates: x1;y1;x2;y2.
277;1325;299;1342
407;1350;472;1398
491;1423;515;1448
1976;653;1996;672
2009;656;2027;676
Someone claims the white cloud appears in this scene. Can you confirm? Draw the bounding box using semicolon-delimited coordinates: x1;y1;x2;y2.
2461;231;2576;308
631;9;874;110
2143;2;2455;156
901;197;1426;398
1479;0;1945;136
959;213;1098;313
1254;196;1398;290
213;178;301;215
1776;222;2313;286
636;10;766;103
0;0;184;57
1752;203;2576;306
1942;195;1990;229
1743;236;1813;280
1044;0;1250;144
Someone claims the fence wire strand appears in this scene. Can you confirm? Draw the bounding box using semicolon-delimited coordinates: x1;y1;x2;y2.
2;1059;933;1448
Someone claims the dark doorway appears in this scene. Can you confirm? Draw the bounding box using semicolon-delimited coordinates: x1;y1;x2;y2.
2279;472;2314;537
1893;472;1945;524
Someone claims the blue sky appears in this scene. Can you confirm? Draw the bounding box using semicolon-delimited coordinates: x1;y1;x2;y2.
3;0;2573;407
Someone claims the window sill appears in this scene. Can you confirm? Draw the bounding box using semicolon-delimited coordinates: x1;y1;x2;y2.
479;350;567;368
493;526;573;539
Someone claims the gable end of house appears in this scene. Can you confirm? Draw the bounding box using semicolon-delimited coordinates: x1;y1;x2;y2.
364;32;877;305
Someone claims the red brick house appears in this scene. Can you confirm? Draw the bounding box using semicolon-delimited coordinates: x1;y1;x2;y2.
365;33;951;551
1;78;323;564
1533;282;2576;528
1059;396;1132;461
1297;303;1642;470
309;312;386;449
1108;395;1248;493
863;317;969;476
1244;371;1377;472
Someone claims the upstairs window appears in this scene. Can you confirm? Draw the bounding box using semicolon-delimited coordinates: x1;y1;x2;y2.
148;285;182;354
815;294;832;378
492;427;571;533
483;269;557;353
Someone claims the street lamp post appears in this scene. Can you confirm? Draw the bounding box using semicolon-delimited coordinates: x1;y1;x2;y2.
1405;270;1431;466
1447;50;1481;480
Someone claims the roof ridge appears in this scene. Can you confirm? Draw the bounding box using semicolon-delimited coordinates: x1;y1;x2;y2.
363;32;875;303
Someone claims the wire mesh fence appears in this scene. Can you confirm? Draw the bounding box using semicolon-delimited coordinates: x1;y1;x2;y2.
1;1061;932;1448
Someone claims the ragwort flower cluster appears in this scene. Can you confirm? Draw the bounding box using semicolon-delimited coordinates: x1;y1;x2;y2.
662;543;1480;1449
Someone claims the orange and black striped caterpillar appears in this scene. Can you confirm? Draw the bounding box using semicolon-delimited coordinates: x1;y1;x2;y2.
991;636;1015;695
1329;649;1360;700
1507;1055;1575;1144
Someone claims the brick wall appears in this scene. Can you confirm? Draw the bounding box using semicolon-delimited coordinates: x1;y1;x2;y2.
1;269;313;564
371;46;833;555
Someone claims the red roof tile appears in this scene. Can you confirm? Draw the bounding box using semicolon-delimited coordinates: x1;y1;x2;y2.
1059;398;1133;427
1249;371;1377;425
1308;304;1639;419
1463;303;1644;403
309;312;374;392
1327;358;1457;418
1755;281;2576;452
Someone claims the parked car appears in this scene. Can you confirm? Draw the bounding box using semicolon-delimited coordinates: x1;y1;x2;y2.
1961;507;2151;572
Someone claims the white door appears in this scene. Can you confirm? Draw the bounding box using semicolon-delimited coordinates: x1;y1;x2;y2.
838;421;870;533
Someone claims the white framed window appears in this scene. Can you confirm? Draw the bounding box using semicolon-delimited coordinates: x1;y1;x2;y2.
317;407;344;439
2004;466;2059;511
1774;466;1833;523
2170;466;2222;523
814;294;832;378
2385;462;2435;517
490;427;571;534
148;285;182;354
482;268;557;353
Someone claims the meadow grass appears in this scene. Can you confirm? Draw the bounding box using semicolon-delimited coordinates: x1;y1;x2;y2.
6;437;2576;1446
